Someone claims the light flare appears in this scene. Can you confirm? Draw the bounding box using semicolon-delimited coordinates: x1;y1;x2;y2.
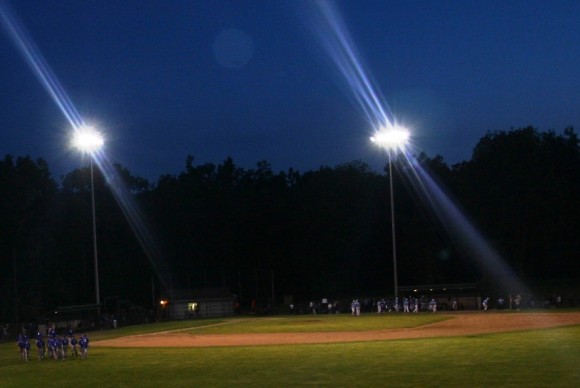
93;152;172;290
71;126;104;154
398;149;526;292
0;2;83;128
370;125;410;152
307;1;548;311
1;1;171;291
305;0;394;130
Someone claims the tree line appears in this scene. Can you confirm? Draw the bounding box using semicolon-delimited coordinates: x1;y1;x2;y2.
1;126;578;322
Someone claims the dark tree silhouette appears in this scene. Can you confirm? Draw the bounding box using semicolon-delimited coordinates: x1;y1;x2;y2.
1;126;578;322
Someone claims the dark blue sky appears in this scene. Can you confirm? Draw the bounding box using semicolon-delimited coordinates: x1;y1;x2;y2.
1;0;579;182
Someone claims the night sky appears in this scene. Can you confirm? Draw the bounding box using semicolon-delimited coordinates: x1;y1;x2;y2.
1;0;579;182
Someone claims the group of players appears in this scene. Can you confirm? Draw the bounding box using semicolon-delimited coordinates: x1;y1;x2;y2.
17;328;89;362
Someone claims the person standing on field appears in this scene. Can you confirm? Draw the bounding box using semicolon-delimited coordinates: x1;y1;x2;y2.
36;337;45;360
429;298;437;313
79;334;89;358
70;335;78;357
482;298;490;311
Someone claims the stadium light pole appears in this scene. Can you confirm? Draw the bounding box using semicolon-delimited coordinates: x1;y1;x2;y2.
71;126;104;317
370;125;410;300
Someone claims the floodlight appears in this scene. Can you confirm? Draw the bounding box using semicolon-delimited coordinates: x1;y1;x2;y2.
370;125;409;151
370;123;410;300
71;126;104;154
70;124;104;316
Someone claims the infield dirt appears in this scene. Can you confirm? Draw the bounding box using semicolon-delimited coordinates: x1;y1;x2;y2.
93;312;580;348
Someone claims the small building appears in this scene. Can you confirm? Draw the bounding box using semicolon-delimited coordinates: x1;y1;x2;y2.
165;288;235;319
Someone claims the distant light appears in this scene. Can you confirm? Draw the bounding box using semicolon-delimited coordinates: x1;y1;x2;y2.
71;126;104;154
370;124;410;151
160;300;168;306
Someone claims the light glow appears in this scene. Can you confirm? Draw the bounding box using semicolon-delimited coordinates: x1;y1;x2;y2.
71;126;104;154
370;125;410;151
303;0;568;345
1;3;83;128
1;0;172;294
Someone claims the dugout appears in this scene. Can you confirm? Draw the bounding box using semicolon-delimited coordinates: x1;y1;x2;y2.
164;288;235;319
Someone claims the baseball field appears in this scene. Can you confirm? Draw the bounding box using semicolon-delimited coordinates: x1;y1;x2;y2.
2;310;579;387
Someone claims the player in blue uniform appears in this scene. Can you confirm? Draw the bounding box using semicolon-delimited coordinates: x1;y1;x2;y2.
24;337;31;361
17;334;29;361
46;337;53;359
54;336;63;360
79;334;89;358
36;337;45;360
70;335;79;358
49;337;58;359
61;336;69;359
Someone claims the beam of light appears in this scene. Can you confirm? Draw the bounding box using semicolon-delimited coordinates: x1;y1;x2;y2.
306;1;548;309
69;126;172;291
394;152;577;344
92;152;172;291
0;1;83;129
1;2;171;291
71;133;172;292
305;0;394;130
398;150;527;293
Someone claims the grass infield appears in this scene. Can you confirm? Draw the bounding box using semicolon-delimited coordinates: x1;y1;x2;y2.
1;312;578;387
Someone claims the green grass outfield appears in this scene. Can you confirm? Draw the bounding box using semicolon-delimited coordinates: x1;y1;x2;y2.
1;312;578;387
